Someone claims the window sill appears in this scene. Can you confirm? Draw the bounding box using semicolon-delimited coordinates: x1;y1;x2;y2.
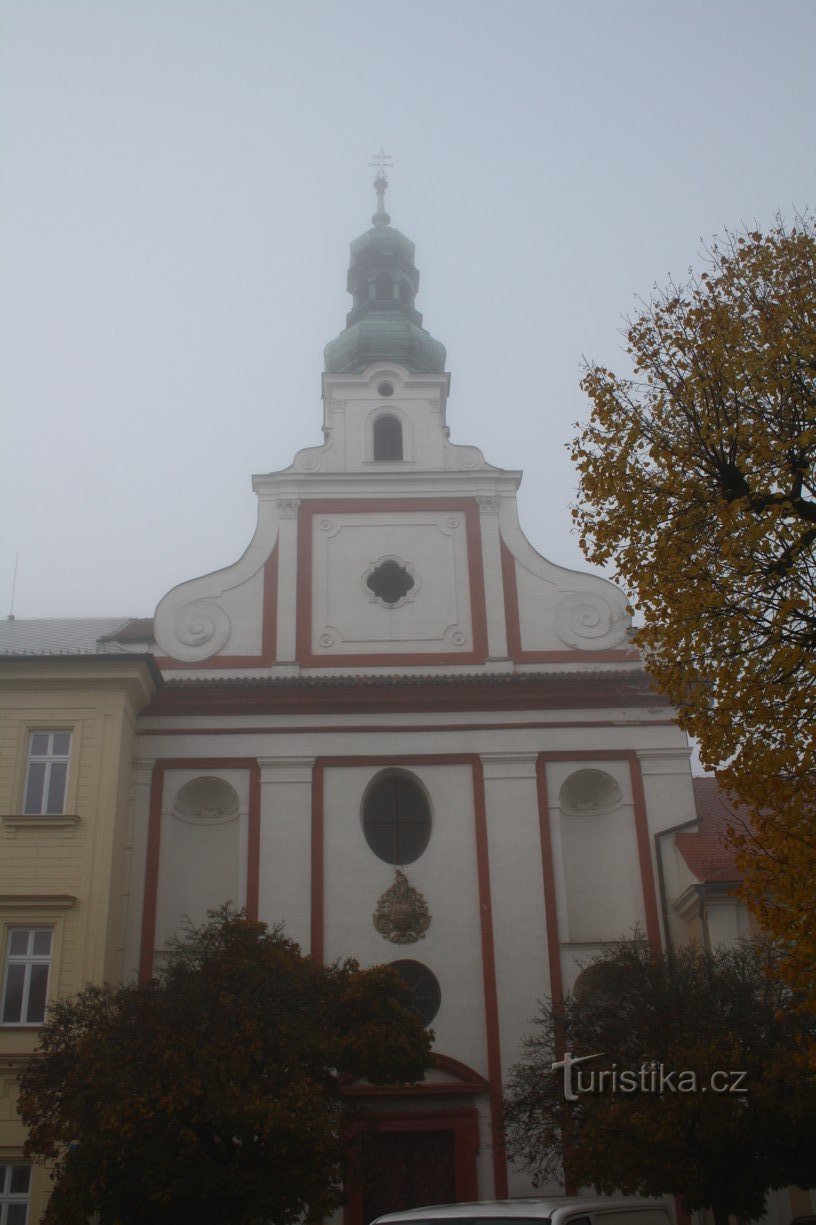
0;894;77;910
2;813;80;828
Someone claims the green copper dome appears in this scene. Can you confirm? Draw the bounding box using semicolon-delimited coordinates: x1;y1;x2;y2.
324;175;446;375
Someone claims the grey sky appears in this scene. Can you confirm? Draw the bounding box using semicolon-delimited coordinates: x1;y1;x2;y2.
2;0;815;618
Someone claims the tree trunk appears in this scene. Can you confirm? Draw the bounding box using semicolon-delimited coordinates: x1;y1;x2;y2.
712;1205;731;1225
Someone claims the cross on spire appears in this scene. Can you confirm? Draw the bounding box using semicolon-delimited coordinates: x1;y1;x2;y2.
369;147;392;228
369;146;393;178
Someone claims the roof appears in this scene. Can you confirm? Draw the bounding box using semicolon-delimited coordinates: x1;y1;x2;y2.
0;617;139;655
98;617;155;643
675;778;750;883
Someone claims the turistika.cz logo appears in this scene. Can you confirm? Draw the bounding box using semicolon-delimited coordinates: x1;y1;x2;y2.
552;1052;748;1101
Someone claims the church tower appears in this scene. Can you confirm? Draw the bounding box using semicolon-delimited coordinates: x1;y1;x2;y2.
152;171;631;671
132;171;698;1217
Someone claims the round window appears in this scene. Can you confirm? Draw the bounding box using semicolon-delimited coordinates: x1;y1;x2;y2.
362;773;431;865
390;959;441;1026
377;380;394;397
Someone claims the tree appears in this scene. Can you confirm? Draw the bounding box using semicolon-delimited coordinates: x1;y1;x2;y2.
503;939;816;1225
570;216;816;997
18;909;433;1225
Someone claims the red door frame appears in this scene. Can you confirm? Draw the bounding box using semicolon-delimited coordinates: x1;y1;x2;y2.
344;1108;480;1225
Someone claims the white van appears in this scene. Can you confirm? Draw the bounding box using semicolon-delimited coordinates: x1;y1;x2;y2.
370;1197;674;1225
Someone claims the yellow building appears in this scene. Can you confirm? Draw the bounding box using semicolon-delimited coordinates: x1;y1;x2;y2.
0;643;159;1223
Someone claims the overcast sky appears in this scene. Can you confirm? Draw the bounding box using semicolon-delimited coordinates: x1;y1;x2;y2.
2;0;815;619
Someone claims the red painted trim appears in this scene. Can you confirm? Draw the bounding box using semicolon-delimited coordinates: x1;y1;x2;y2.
536;750;662;954
343;1108;479;1225
501;537;523;660
433;1052;490;1088
310;761;325;964
137;718;678;737
142;674;665;718
500;539;639;664
535;757;564;1007
471;757;508;1198
246;761;261;921
296;499;489;667
155;546;279;670
138;758;261;981
261;542;279;664
628;755;662;953
139;762;164;983
341;1052;489;1098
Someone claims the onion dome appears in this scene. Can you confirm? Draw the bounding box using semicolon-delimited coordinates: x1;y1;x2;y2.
324;170;447;374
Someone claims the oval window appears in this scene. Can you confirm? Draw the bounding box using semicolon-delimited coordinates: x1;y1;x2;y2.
362;772;431;865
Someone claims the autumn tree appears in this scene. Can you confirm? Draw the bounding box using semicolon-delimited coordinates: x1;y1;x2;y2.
504;939;816;1225
18;909;433;1225
571;215;816;996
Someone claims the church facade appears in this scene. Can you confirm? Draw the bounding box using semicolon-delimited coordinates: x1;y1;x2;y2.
119;178;714;1217
2;177;782;1224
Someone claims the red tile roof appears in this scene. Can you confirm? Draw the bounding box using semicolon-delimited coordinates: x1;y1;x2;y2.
675;778;750;883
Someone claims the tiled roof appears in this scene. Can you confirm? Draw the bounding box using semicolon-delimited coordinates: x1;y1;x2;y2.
164;667;649;689
98;617;155;643
675;778;750;883
0;617;138;656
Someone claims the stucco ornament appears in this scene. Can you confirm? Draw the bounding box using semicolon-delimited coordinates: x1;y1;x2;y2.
172;600;231;657
554;591;629;650
373;869;431;944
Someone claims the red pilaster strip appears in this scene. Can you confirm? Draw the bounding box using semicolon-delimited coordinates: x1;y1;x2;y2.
535;756;564;1006
246;761;261;920
471;756;508;1197
628;755;662;952
310;760;325;963
261;543;279;665
139;762;165;983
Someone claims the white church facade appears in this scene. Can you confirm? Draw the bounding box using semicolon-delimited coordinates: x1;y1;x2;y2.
2;175;775;1224
120;177;717;1219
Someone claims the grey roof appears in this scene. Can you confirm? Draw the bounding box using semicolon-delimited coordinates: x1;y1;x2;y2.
0;617;137;656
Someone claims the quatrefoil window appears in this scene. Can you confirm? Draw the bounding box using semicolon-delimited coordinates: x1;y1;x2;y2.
364;557;418;608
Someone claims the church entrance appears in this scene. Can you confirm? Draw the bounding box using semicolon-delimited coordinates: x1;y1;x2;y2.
345;1109;480;1225
362;1128;456;1223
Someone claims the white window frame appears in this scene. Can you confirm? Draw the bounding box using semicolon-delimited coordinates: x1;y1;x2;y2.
1;927;53;1027
22;730;72;815
0;1161;31;1224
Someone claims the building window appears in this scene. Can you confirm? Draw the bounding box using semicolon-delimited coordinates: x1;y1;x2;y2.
0;1164;30;1225
23;731;71;815
362;772;431;865
372;414;403;461
1;928;52;1025
390;959;441;1026
374;272;393;300
366;558;416;606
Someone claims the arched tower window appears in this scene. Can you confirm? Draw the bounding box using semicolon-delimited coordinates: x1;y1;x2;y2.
354;280;370;307
374;272;393;300
373;414;403;461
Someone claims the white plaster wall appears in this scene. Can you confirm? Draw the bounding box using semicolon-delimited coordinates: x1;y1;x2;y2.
706;899;751;948
481;756;551;1067
311;511;473;655
546;760;646;944
257;757;313;949
321;763;489;1077
154;768;248;952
